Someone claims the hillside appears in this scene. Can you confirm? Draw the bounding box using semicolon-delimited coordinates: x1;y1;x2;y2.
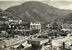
64;13;72;21
5;1;72;22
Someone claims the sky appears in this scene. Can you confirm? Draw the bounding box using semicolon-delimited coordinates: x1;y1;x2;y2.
0;0;72;10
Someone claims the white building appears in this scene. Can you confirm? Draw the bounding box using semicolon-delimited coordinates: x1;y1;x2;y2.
46;23;52;28
30;22;41;30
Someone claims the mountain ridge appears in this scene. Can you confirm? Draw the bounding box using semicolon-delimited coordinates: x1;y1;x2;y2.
5;1;72;22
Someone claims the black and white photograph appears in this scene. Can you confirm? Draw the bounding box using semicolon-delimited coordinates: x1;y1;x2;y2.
0;0;72;50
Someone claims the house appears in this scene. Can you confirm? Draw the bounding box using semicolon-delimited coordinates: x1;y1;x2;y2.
62;21;72;29
30;22;41;34
30;22;41;30
41;22;46;30
0;16;8;24
46;22;52;29
20;22;30;29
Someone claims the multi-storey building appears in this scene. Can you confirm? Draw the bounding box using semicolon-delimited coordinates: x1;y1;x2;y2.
30;22;41;34
30;22;41;30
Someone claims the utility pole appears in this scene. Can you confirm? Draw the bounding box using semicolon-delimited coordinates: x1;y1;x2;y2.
62;42;65;50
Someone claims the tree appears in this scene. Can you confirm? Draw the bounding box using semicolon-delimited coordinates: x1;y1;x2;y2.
0;9;3;16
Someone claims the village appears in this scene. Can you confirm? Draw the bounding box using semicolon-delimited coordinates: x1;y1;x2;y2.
0;15;72;50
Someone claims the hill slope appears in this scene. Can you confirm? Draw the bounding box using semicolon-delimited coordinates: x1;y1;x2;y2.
5;1;72;22
64;13;72;21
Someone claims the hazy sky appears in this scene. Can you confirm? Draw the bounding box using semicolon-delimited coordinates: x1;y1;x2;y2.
0;0;72;10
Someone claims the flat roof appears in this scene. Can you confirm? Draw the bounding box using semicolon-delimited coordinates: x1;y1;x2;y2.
14;29;30;31
28;38;48;42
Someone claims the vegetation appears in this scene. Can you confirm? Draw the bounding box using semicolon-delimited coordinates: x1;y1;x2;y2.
5;1;72;22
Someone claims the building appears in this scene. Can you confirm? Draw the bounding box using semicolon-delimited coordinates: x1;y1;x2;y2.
41;22;46;30
0;16;8;24
46;22;52;29
62;21;72;29
30;22;41;30
30;22;41;34
0;16;9;30
8;19;22;24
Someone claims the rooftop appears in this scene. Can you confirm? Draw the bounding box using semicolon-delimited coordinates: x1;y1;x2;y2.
28;38;48;42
